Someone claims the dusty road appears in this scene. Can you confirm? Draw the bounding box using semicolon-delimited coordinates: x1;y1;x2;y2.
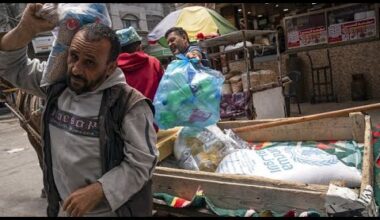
0;113;46;216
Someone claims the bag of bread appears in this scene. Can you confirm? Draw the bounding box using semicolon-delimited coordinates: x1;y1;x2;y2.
173;125;247;172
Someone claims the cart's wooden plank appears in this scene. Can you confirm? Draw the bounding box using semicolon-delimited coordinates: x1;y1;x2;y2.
157;127;181;142
153;173;327;215
217;118;283;129
360;115;374;193
227;117;354;142
156;133;178;162
349;112;365;143
155;167;328;193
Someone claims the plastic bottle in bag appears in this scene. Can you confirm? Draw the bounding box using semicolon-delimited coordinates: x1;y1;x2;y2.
153;56;224;129
165;84;193;110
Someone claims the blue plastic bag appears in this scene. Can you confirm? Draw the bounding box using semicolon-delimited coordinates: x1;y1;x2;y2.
153;55;224;129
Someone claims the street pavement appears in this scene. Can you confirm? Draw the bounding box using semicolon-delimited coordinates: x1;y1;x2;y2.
0;113;46;217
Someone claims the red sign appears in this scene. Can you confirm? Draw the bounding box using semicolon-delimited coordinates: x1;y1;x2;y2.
328;18;376;44
299;26;327;47
287;30;300;49
287;26;327;49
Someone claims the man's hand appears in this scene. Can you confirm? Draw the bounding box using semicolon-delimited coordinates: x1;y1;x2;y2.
62;182;105;217
186;51;202;62
0;3;56;51
18;3;56;36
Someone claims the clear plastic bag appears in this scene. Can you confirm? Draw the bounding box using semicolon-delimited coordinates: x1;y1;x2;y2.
174;125;247;172
153;54;224;129
224;128;254;149
37;3;112;86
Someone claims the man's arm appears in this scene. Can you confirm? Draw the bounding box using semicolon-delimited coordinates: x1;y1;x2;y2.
0;3;55;51
98;100;158;211
0;3;56;98
0;48;47;98
62;100;158;216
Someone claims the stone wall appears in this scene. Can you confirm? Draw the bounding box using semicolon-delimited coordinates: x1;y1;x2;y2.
287;40;380;102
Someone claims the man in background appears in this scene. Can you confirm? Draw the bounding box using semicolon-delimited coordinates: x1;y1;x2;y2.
116;27;164;101
164;27;209;66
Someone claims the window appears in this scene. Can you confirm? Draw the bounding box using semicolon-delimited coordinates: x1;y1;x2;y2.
122;14;139;30
147;15;163;31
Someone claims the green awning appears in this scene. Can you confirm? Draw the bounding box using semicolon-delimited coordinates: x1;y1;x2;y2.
144;45;173;59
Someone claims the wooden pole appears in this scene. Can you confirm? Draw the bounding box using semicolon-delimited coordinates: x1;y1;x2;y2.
242;3;248;30
360;115;373;194
4;102;41;146
232;103;380;133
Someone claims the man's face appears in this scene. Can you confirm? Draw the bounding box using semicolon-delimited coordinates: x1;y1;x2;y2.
166;32;189;55
67;31;116;95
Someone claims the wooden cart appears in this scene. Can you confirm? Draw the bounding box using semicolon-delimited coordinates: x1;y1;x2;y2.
153;112;377;217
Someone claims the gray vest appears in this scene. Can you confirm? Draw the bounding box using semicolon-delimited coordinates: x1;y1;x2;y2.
41;82;154;217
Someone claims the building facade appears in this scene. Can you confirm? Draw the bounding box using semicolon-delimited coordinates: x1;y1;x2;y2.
0;3;175;55
107;3;175;47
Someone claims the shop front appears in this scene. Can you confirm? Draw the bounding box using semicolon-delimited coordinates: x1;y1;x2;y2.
213;3;380;103
282;3;379;103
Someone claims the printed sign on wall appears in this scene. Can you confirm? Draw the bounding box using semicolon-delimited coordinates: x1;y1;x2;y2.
299;26;327;47
287;30;300;49
287;26;327;49
328;18;376;44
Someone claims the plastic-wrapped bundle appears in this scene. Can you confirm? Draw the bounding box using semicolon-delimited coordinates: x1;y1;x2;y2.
174;125;247;172
153;54;224;129
37;3;112;86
